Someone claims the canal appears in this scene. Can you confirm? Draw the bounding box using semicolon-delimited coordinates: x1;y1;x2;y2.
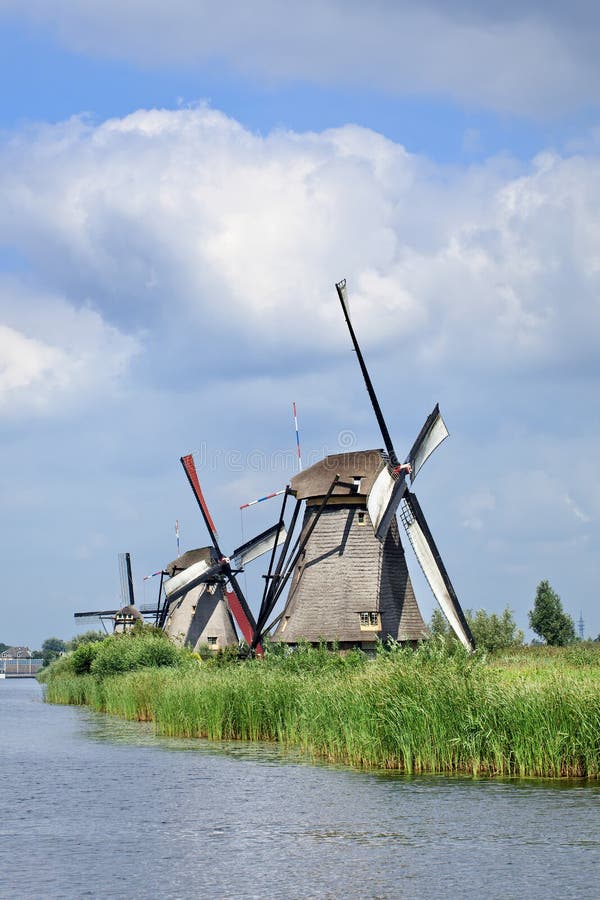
2;678;600;898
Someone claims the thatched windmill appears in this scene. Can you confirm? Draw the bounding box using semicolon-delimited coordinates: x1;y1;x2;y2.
158;548;238;651
152;455;287;652
270;451;428;647
254;280;475;652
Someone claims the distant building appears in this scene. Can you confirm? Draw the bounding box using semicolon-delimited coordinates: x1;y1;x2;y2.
0;647;32;659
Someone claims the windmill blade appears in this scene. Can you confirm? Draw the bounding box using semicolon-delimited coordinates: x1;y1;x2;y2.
367;462;408;541
367;404;449;541
253;490;294;646
222;584;256;648
119;552;135;606
231;523;288;569
74;609;119;618
180;454;223;555
399;491;475;651
163;559;222;604
252;497;302;649
336;279;399;467
407;403;449;483
220;567;261;650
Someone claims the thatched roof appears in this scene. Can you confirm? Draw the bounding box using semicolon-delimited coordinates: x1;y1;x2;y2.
114;605;143;621
290;449;385;501
165;547;214;578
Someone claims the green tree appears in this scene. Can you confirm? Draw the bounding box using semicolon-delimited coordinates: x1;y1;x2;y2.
528;580;576;646
0;642;9;654
429;606;524;652
467;607;524;652
429;607;450;639
428;608;457;649
41;637;67;667
69;631;105;650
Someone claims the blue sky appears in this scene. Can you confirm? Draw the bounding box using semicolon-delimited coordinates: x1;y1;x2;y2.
1;1;599;648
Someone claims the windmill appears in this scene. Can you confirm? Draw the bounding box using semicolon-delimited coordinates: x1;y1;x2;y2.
74;552;146;633
264;280;475;652
154;454;287;653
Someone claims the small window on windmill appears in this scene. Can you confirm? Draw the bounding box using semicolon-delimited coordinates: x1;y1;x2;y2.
359;611;381;630
351;476;362;494
357;510;366;526
207;636;218;648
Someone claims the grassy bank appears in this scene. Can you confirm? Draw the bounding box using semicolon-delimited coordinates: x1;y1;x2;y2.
42;633;600;778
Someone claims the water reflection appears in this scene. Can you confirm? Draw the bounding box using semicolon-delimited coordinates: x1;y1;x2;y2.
83;705;600;795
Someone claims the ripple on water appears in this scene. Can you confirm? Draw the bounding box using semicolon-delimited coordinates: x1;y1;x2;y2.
2;679;600;899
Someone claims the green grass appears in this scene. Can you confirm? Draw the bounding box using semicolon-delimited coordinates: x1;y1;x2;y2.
42;635;600;778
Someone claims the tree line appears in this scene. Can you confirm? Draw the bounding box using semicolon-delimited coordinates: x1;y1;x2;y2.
0;632;105;667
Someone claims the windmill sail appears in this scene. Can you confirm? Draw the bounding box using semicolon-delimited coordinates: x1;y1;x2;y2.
367;405;450;542
118;552;135;606
367;463;407;541
399;492;475;651
163;558;217;604
74;609;119;619
179;454;259;646
181;454;220;546
407;404;449;483
231;523;287;569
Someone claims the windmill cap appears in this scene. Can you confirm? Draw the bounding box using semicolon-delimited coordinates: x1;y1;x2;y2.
165;546;215;577
290;449;385;501
114;605;143;620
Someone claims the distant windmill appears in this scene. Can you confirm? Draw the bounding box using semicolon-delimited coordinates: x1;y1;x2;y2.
74;552;145;633
152;455;287;652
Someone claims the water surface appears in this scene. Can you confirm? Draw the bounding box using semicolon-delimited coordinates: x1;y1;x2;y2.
2;679;599;899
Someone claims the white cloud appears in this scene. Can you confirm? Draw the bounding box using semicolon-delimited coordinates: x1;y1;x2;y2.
1;107;600;381
2;105;600;642
565;493;592;524
2;1;600;115
0;279;140;416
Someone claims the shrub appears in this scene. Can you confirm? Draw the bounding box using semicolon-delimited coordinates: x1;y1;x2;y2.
90;631;182;678
71;641;102;675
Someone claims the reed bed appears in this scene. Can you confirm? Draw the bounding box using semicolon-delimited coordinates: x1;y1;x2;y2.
44;643;600;778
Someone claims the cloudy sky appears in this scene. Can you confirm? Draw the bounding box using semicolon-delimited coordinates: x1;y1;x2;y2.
1;1;599;648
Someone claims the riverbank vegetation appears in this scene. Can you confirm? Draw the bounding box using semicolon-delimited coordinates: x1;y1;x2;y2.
41;629;600;778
